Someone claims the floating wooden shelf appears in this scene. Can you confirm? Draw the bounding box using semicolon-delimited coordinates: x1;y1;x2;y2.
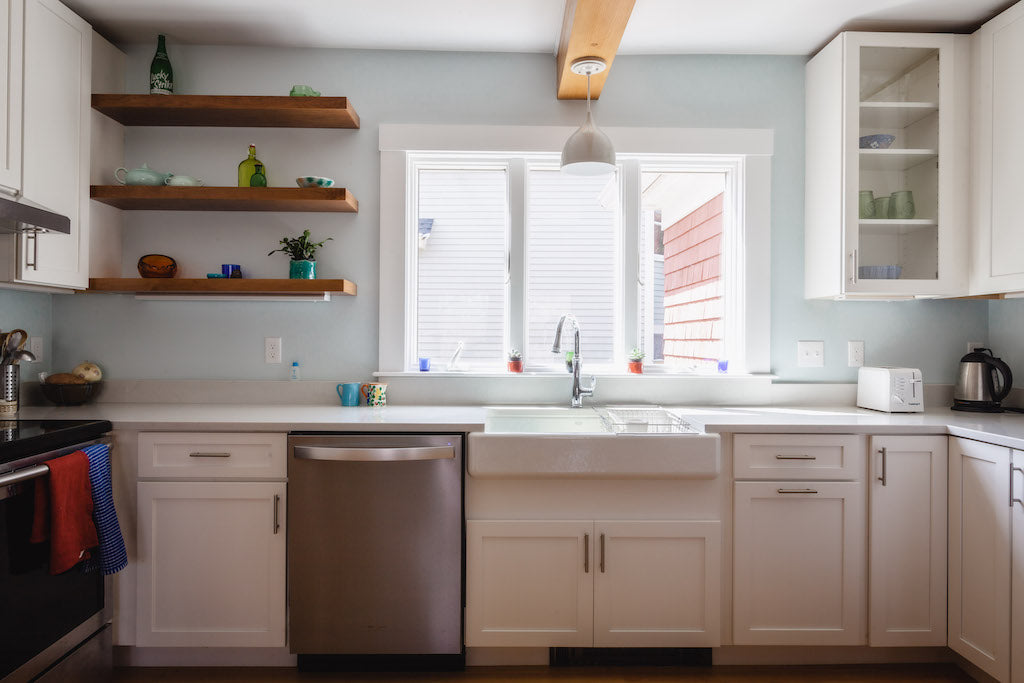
88;278;357;296
90;186;358;212
92;94;359;128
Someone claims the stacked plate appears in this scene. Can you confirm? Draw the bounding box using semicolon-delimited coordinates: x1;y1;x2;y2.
858;265;902;279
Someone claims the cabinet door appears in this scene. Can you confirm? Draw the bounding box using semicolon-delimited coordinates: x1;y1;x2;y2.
593;520;720;647
16;0;90;288
136;481;286;647
0;0;23;195
466;520;593;647
970;3;1024;295
733;481;866;645
948;437;1010;681
1011;449;1024;683
868;435;947;646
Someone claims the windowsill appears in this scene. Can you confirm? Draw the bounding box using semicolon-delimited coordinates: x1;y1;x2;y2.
373;371;776;380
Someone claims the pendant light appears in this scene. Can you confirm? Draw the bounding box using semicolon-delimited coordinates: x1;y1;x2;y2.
561;57;616;176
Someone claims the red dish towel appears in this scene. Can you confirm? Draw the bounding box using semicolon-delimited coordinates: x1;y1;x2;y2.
30;450;99;574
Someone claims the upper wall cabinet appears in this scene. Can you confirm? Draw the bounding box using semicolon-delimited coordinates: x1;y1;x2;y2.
0;0;91;289
805;32;970;299
0;0;24;195
970;2;1024;295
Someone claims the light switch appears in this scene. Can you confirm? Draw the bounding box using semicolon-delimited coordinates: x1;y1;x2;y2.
797;340;825;368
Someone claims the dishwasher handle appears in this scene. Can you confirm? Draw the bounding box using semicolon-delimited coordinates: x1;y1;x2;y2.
292;444;456;462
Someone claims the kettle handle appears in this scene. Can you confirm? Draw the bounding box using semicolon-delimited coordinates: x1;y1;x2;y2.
987;356;1013;402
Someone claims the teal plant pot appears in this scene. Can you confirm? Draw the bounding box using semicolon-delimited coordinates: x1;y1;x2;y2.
289;259;316;279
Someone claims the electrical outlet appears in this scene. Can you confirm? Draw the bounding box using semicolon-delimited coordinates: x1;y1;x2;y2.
967;341;983;354
797;340;825;368
848;340;864;367
29;337;43;362
265;337;282;364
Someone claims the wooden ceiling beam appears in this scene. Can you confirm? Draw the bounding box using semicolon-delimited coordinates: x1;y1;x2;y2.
556;0;637;100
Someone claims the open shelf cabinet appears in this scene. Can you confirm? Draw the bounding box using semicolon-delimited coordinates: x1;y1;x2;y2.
91;94;360;128
90;185;358;212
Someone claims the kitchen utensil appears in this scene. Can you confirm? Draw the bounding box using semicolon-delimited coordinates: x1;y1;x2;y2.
295;176;334;188
0;349;35;369
337;382;360;406
360;382;387;406
953;348;1013;412
138;254;178;278
164;175;205;186
858;190;875;218
3;329;27;357
0;365;17;415
114;164;172;186
859;134;896;149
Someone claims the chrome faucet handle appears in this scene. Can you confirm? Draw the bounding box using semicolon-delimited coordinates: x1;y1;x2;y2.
581;375;596;396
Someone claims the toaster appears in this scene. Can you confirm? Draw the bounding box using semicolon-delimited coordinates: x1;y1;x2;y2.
857;366;924;413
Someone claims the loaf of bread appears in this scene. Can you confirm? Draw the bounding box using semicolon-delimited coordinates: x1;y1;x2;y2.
46;372;88;385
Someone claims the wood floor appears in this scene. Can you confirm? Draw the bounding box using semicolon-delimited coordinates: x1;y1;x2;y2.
112;663;977;682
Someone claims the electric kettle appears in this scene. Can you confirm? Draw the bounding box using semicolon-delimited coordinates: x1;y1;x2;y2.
952;348;1013;412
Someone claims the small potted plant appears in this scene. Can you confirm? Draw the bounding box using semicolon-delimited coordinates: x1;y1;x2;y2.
628;347;645;374
507;348;523;373
268;229;333;279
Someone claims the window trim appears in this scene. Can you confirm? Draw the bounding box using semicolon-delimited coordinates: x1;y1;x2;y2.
379;124;772;375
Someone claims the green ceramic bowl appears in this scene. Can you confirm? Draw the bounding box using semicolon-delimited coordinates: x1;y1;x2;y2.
296;176;334;189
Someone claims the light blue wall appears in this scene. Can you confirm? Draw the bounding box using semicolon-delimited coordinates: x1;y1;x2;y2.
989;300;1024;380
52;45;988;383
0;289;52;374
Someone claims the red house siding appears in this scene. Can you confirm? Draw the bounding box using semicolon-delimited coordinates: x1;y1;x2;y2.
662;193;724;368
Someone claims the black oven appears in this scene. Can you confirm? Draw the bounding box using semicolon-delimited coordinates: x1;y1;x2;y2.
0;419;113;683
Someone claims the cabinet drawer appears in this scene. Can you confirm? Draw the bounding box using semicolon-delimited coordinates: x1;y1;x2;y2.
734;434;864;480
138;432;286;480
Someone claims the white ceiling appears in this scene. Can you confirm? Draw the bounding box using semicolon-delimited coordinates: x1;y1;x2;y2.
64;0;1009;56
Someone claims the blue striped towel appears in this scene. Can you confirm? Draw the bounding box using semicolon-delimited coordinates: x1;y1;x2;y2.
81;444;128;575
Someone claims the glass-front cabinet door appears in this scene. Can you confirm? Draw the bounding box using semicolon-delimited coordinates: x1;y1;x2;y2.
805;32;969;299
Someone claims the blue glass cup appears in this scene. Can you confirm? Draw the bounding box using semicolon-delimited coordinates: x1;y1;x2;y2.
418;357;430;372
336;382;361;406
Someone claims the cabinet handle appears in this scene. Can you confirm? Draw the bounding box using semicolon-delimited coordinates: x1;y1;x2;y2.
599;533;606;573
775;454;816;460
848;250;858;285
25;229;38;270
1011;464;1024;508
777;488;818;494
273;494;280;534
583;533;589;573
189;452;231;458
877;447;887;486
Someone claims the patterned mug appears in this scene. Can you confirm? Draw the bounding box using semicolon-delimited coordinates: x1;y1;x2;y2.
361;382;387;407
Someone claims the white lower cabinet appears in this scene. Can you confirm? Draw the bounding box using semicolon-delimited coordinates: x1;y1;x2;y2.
948;436;1010;681
135;481;286;647
1012;449;1024;683
466;519;720;648
733;480;866;645
868;435;947;646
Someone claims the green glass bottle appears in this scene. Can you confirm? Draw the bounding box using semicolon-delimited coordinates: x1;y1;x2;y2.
249;163;267;187
149;34;173;95
237;144;266;187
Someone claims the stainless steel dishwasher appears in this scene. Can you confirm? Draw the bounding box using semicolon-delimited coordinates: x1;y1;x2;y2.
287;433;463;670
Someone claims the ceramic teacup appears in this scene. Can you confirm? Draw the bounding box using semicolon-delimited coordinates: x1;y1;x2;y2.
165;175;204;187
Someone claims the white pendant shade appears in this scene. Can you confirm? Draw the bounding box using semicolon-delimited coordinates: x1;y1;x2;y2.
561;57;616;176
561;111;616;175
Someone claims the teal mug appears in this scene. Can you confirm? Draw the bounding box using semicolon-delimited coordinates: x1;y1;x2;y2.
336;382;360;406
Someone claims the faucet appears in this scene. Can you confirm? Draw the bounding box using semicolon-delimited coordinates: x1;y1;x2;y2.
551;314;596;408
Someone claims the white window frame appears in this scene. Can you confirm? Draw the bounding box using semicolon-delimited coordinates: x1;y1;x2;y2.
379;124;772;376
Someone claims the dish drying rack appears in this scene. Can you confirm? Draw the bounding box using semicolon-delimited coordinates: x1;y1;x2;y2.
595;406;698;434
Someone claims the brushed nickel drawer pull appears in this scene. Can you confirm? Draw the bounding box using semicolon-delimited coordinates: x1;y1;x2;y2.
599;533;606;573
877;447;888;486
189;452;232;458
273;494;281;534
584;533;590;573
777;488;819;494
1012;464;1024;508
775;454;817;460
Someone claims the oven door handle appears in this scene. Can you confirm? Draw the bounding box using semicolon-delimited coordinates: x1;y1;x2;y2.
0;463;49;487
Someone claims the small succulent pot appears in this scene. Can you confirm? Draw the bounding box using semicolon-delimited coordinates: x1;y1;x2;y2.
289;259;316;279
507;360;523;373
628;360;644;374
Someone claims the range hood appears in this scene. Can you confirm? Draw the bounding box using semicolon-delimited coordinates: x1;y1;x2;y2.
0;195;70;234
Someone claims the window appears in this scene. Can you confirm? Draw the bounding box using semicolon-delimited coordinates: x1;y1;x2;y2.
379;125;772;376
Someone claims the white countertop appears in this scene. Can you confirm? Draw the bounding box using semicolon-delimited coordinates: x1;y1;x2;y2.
15;402;1024;450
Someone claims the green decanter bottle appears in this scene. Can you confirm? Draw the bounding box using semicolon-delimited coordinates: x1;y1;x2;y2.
149;34;173;95
238;144;266;187
249;163;267;187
